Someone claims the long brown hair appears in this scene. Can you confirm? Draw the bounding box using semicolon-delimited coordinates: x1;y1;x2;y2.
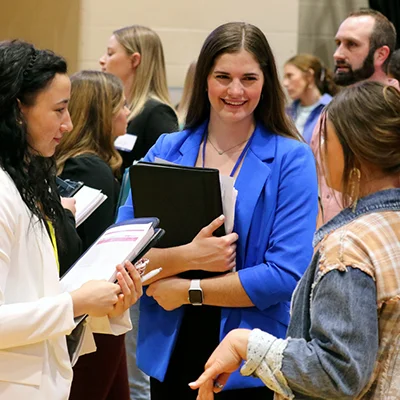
285;53;339;96
113;25;174;121
185;22;300;140
55;70;123;176
321;81;400;207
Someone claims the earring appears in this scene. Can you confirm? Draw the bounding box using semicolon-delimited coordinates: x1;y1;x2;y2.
349;167;361;212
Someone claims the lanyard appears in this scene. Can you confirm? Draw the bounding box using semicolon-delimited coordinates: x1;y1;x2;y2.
202;130;254;177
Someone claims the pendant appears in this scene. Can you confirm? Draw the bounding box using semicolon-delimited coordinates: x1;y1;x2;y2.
218;150;224;155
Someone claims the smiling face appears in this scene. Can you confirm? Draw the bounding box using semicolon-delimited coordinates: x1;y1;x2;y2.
207;49;264;125
283;63;309;100
20;73;73;157
99;35;134;83
333;16;376;86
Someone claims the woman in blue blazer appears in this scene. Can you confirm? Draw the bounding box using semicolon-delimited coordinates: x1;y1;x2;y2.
117;22;318;400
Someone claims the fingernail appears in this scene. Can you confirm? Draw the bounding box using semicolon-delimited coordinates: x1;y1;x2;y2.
219;215;225;220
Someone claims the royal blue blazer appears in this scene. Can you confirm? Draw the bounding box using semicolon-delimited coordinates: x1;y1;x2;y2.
117;121;318;389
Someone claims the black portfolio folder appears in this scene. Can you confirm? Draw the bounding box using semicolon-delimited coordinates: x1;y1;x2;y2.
129;161;225;279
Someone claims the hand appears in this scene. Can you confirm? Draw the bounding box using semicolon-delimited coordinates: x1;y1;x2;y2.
147;277;190;311
188;215;238;273
189;329;251;397
71;280;120;318
108;261;143;318
61;197;76;216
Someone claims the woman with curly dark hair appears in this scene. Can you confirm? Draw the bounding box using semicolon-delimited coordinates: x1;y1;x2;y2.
0;40;142;399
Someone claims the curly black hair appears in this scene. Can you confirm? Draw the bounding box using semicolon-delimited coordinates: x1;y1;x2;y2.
0;40;67;226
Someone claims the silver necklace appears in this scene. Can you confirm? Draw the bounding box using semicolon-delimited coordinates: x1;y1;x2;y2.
207;135;250;155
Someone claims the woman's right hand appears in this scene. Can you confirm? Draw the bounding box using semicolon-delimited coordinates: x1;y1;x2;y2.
187;215;238;273
70;280;120;318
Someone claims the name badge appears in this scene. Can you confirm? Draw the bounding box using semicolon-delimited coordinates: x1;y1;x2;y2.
114;134;137;152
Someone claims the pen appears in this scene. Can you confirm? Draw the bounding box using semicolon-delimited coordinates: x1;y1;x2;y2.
141;267;163;283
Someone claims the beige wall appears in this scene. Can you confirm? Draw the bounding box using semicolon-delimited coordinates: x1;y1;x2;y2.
298;0;369;70
0;0;80;72
79;0;300;97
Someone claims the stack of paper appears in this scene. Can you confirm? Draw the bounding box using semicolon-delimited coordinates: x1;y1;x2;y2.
73;186;108;227
60;221;156;293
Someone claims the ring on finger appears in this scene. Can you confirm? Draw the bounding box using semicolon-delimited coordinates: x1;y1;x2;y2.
214;381;224;390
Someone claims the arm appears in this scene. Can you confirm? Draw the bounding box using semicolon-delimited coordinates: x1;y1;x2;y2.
0;189;76;349
57;207;82;277
60;156;118;250
241;268;378;399
237;145;318;310
191;268;379;400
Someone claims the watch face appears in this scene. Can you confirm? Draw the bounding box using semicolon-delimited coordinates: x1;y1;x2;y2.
189;289;203;304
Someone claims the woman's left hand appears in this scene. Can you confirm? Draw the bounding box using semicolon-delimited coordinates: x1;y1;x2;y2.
147;277;190;310
108;260;143;318
189;329;251;398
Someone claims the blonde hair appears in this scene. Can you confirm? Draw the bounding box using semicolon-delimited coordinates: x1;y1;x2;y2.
55;70;123;176
176;61;196;127
113;25;174;121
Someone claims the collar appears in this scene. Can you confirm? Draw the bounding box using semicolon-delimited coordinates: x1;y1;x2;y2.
179;120;276;163
314;188;400;246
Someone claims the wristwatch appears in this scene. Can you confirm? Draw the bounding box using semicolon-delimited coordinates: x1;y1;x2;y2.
188;279;203;306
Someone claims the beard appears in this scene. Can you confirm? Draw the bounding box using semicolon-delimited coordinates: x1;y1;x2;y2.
334;47;376;86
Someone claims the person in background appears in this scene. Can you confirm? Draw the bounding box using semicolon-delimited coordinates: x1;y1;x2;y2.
388;48;400;81
117;22;318;400
0;40;142;399
100;25;179;400
56;71;128;251
311;8;397;225
283;53;338;144
191;81;400;400
176;60;197;129
99;25;178;169
55;70;131;400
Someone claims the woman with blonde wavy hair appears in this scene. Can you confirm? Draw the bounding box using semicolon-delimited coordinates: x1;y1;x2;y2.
55;70;131;400
100;25;178;169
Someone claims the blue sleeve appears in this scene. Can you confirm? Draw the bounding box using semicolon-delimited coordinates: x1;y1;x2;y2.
283;268;378;399
239;145;318;310
115;134;169;223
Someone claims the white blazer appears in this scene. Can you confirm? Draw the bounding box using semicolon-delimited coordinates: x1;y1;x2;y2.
0;169;131;400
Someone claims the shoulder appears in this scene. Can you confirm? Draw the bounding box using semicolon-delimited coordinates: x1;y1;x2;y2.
0;168;21;203
274;132;314;161
139;99;176;119
319;212;399;278
0;168;25;227
62;154;112;177
144;129;193;161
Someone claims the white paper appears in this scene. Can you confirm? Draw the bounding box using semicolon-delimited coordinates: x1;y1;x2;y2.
60;222;154;292
219;175;237;234
115;134;137;152
73;186;108;227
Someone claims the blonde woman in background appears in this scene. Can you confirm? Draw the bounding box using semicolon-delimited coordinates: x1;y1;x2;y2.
176;61;196;129
100;25;178;169
100;25;178;400
283;54;338;144
55;70;131;400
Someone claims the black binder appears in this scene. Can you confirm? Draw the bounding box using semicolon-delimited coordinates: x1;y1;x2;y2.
129;161;225;279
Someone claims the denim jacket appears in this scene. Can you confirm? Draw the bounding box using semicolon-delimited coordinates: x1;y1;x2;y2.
240;189;400;399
